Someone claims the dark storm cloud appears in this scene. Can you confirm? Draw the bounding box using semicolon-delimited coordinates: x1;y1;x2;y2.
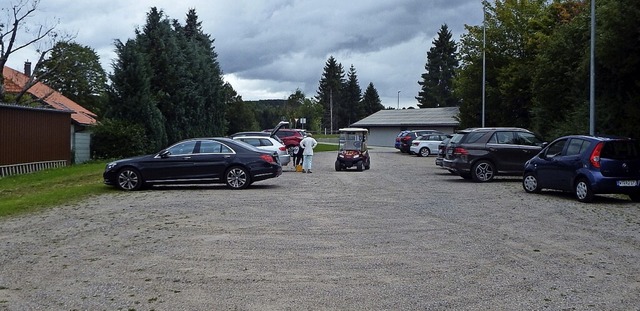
6;0;483;107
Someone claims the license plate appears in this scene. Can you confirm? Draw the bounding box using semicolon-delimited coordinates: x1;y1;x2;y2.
617;180;638;187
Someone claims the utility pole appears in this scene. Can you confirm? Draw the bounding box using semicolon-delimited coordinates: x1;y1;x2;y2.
330;88;334;134
589;0;596;135
482;0;486;127
397;90;401;109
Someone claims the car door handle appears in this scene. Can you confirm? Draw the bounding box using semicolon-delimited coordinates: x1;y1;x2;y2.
182;156;191;160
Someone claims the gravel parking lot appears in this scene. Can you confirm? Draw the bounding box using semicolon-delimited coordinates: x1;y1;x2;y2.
1;147;639;310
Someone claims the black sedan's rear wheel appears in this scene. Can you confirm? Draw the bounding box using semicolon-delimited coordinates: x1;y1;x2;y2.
225;166;251;189
116;167;143;191
629;193;640;202
471;160;495;182
523;172;541;193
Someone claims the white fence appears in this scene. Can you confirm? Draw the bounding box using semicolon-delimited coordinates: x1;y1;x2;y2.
0;160;68;178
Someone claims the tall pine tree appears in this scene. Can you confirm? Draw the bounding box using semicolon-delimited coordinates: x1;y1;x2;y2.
416;24;459;108
343;65;363;126
362;82;384;116
315;56;345;133
106;7;227;149
107;39;167;152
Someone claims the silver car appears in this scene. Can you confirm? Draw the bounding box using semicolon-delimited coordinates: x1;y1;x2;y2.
232;136;291;166
409;134;449;157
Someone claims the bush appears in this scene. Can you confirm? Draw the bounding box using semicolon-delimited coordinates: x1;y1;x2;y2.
91;119;148;159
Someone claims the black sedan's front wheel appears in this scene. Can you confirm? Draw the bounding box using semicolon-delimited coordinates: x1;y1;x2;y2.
225;166;251;189
116;167;143;191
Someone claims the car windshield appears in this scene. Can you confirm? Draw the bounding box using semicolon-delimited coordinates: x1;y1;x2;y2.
601;140;640;160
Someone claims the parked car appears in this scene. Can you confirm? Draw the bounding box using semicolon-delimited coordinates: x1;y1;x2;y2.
443;127;545;182
435;137;451;168
232;136;291;166
397;130;445;153
394;130;411;151
103;138;282;191
263;127;306;155
229;131;272;138
523;135;640;202
410;134;450;157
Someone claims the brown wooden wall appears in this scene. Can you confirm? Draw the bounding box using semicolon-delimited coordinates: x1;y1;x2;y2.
0;104;71;165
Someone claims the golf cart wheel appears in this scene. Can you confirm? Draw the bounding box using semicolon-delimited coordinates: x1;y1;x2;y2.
364;158;370;170
356;161;363;171
335;160;342;171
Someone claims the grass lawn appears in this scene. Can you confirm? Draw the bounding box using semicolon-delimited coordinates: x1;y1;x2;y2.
0;145;339;218
0;161;112;217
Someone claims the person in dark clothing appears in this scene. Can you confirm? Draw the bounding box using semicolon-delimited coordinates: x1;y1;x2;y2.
293;145;304;166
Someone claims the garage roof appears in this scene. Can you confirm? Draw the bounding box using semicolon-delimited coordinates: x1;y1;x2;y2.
351;107;459;127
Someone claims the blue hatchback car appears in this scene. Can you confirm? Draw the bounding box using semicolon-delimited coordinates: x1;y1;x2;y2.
523;135;640;202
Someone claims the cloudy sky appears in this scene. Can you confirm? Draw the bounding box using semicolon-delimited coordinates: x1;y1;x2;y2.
6;0;484;109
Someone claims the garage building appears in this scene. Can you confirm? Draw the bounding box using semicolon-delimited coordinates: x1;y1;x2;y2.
350;107;460;147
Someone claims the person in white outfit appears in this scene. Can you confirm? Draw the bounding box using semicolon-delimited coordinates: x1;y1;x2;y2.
298;133;318;173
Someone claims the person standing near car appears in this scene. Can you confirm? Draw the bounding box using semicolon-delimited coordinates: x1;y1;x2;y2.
299;133;318;173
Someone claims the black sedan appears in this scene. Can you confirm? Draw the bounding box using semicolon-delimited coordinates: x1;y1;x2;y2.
104;138;282;190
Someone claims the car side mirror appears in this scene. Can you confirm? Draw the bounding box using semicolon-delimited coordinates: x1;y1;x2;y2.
159;150;171;158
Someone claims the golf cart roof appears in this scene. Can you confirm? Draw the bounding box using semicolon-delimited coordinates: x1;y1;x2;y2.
339;127;368;133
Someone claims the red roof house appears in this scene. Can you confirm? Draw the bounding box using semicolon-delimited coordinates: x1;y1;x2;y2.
2;65;98;164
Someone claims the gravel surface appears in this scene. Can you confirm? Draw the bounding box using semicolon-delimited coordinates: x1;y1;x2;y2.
1;147;639;310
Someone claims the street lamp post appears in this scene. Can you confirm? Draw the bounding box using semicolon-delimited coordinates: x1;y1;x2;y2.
482;0;486;127
589;0;595;135
397;90;401;109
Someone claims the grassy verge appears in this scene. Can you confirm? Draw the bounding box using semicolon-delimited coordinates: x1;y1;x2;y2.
315;142;339;152
0;146;339;218
0;161;112;217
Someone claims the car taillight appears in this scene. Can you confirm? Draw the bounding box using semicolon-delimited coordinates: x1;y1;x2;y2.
279;146;286;151
590;142;604;168
453;147;469;155
260;154;277;164
402;136;411;142
412;142;419;146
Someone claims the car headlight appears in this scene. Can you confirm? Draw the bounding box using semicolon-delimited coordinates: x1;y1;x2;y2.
338;154;345;158
353;154;360;159
106;162;118;171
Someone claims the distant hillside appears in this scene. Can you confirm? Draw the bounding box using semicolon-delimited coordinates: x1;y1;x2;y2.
245;99;286;106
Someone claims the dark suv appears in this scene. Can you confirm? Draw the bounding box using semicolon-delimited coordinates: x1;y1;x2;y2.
443;128;545;182
523;135;640;202
397;130;444;153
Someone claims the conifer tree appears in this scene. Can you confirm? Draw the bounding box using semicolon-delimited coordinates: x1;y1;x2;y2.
362;83;384;116
416;24;459;108
343;65;363;126
315;56;345;133
107;39;167;152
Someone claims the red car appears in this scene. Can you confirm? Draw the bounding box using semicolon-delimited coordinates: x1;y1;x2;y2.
263;123;307;155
